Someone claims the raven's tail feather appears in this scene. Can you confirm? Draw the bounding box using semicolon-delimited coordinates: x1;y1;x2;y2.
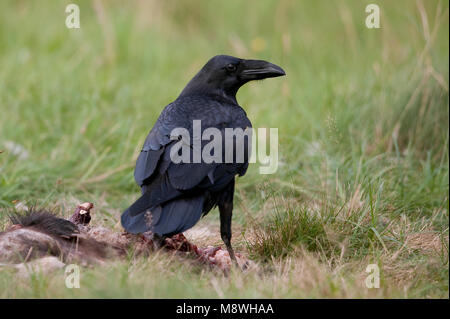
127;174;182;218
121;195;205;236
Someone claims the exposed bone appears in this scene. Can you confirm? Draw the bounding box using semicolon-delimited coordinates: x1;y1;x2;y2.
69;202;93;225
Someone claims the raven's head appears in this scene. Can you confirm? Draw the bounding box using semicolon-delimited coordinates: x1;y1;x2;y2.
180;55;286;103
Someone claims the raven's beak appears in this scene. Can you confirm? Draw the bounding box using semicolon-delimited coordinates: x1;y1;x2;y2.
240;59;286;80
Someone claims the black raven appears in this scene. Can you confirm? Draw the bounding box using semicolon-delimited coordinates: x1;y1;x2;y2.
121;55;285;264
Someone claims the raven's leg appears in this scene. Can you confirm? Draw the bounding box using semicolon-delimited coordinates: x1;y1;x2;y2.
142;231;166;250
219;202;237;265
218;180;238;267
153;233;166;249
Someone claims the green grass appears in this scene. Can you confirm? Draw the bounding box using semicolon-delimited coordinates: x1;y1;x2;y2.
0;0;448;298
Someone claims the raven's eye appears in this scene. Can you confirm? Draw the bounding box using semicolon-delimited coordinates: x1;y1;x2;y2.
226;64;237;72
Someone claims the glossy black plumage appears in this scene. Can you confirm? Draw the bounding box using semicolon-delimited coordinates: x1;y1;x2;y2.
121;55;285;262
121;95;250;235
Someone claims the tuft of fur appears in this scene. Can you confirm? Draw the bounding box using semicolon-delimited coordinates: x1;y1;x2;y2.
8;208;78;239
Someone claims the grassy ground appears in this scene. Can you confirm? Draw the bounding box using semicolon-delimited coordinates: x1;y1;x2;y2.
0;0;448;298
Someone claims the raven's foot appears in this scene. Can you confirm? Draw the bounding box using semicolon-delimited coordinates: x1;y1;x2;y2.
196;245;251;271
161;234;252;271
